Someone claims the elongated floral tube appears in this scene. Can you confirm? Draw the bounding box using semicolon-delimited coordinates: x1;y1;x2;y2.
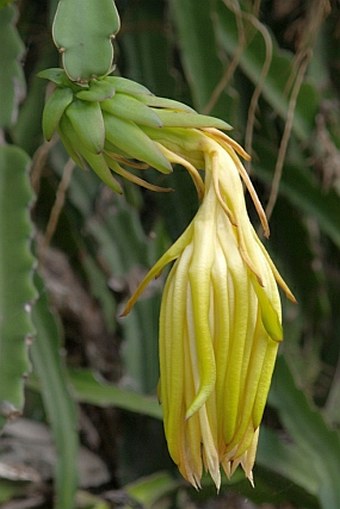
122;129;295;490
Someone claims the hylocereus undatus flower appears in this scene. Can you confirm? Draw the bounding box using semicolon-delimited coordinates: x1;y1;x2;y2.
123;127;295;490
40;66;294;488
41;5;295;487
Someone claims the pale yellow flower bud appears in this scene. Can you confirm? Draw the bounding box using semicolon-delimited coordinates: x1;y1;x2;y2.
123;129;295;490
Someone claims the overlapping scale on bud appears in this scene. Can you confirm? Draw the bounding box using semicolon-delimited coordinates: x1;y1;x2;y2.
122;128;296;490
39;68;231;194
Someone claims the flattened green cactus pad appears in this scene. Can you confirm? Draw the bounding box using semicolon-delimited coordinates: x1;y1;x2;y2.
52;0;121;82
0;145;37;429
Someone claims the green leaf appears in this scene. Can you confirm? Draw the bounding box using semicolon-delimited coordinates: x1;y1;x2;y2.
270;356;340;509
31;274;78;509
257;426;319;497
67;368;162;420
122;471;180;509
0;145;36;430
0;5;26;128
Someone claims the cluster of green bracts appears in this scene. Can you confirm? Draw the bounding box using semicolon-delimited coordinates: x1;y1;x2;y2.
39;67;231;193
43;0;233;193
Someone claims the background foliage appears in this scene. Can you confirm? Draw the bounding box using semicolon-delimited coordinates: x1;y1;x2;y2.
1;1;340;508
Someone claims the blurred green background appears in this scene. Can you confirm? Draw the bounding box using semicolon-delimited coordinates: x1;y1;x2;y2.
1;1;340;508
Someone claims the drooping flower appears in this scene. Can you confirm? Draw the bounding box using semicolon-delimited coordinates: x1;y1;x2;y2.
123;128;295;490
41;66;295;489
